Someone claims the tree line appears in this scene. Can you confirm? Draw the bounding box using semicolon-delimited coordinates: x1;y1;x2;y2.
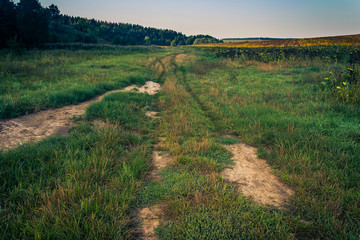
0;0;221;48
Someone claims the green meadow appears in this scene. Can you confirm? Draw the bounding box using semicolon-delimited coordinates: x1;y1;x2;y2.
1;46;359;239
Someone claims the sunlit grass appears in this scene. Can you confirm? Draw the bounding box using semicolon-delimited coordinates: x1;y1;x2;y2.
1;46;359;239
0;47;165;119
0;91;156;239
173;55;360;239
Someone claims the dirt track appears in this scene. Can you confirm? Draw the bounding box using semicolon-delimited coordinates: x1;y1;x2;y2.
137;137;172;240
0;81;161;151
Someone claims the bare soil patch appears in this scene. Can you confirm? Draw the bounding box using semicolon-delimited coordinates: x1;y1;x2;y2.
145;111;160;119
0;81;161;151
137;203;166;240
137;137;171;239
150;142;172;181
122;81;161;96
222;142;294;210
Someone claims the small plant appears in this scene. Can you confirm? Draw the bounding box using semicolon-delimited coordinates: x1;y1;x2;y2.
321;66;359;103
218;137;240;145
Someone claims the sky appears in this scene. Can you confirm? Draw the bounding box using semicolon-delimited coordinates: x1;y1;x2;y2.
39;0;360;39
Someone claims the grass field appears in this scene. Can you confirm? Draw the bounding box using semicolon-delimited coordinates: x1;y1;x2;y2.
0;46;171;119
1;46;359;239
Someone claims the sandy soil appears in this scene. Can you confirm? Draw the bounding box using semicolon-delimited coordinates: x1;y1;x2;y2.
222;142;294;210
145;111;160;119
137;203;166;240
121;81;161;96
0;81;161;151
137;137;171;239
149;138;172;181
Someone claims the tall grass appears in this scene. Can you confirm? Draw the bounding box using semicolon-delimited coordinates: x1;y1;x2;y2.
0;92;155;239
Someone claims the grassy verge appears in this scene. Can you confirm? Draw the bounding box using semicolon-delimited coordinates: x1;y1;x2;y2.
0;92;156;239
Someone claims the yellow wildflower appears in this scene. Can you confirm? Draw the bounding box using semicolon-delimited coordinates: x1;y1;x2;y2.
343;82;347;86
336;86;341;90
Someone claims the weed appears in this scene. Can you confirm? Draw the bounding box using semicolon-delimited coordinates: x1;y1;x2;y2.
189;58;226;75
320;65;360;104
218;137;240;145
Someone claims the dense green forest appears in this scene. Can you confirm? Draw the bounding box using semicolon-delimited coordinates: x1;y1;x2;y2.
0;0;221;48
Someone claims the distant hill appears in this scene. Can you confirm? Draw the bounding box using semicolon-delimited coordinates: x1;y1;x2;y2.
197;34;360;48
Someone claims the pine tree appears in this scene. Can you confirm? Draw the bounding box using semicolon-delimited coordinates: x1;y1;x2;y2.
0;0;17;48
46;4;60;21
16;0;49;46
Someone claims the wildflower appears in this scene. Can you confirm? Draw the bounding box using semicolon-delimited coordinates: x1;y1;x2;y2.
329;72;333;75
324;78;329;81
337;86;341;90
343;82;347;86
321;82;325;85
348;68;354;71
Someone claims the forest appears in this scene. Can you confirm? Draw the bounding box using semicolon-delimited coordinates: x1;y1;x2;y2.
0;0;221;48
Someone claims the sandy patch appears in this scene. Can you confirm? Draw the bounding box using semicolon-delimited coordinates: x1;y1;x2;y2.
147;137;172;182
137;203;166;240
121;81;161;96
0;100;91;151
137;137;171;239
222;142;294;210
150;149;172;181
145;111;160;119
0;81;161;151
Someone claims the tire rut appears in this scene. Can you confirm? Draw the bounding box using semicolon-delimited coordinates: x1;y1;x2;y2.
174;62;294;211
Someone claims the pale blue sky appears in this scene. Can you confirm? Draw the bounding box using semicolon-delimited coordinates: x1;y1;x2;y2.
39;0;360;39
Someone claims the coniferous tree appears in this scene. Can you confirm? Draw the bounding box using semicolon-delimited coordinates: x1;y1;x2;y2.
16;0;49;46
0;0;17;48
46;4;60;21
